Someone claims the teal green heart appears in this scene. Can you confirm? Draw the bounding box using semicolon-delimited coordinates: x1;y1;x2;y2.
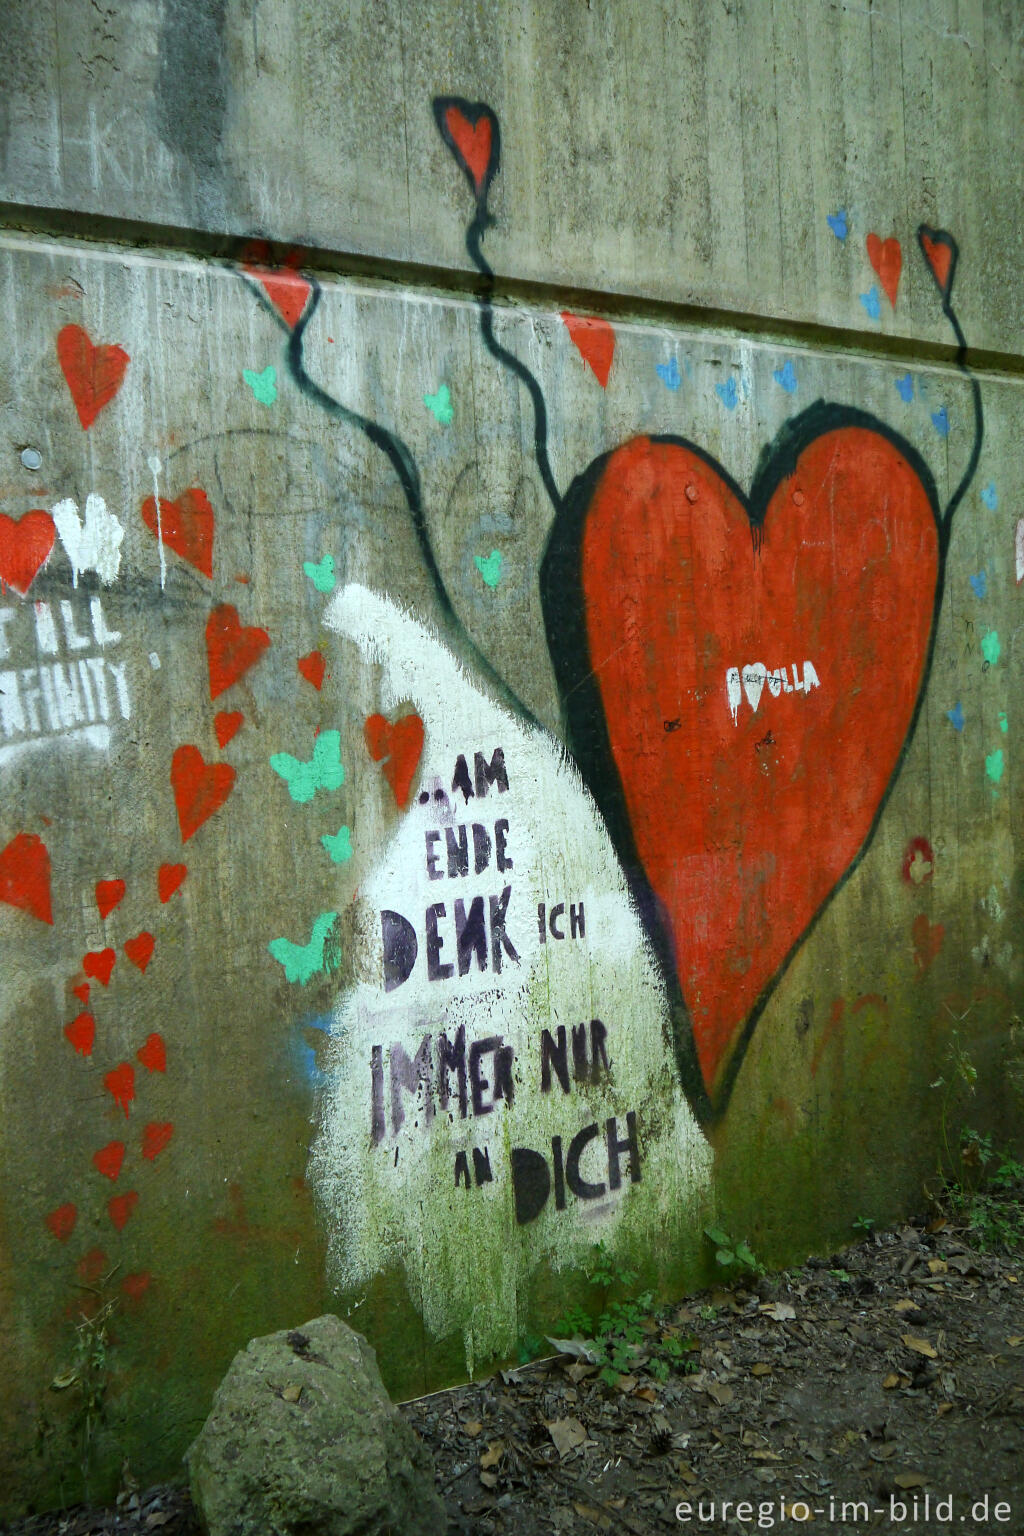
243;365;277;406
304;554;336;593
268;910;340;985
270;730;345;804
424;383;453;425
475;549;503;588
321;825;353;863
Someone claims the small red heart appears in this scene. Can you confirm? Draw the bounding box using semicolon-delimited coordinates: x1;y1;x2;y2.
364;712;425;810
95;878;126;919
920;234;952;295
121;1271;152;1302
0;511;57;597
56;324;130;430
297;650;325;690
140;486;215;579
206;603;270;700
83;947;116;986
137;1032;166;1073
103;1062;135;1116
44;1203;77;1242
0;831;53;924
866;233;902;309
214;710;244;748
157;862;187;902
77;1248;108;1284
912;913;944;973
64;1012;95;1057
92;1141;125;1181
443;104;494;195
171;745;236;842
242;246;312;329
108;1190;139;1232
141;1122;174;1161
561;313;616;388
72;982;91;1005
124;931;155;973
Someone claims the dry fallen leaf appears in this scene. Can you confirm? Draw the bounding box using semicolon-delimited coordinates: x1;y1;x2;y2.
894;1472;928;1489
1007;1336;1024;1348
760;1301;797;1321
546;1417;588;1459
705;1381;734;1406
546;1335;602;1364
902;1334;938;1358
927;1258;948;1275
463;1420;483;1438
882;1372;903;1390
479;1470;498;1490
573;1503;612;1531
281;1383;302;1403
936;1402;954;1416
633;1386;658;1403
751;1362;772;1376
893;1299;918;1312
479;1440;505;1470
612;1374;638;1394
870;1444;898;1461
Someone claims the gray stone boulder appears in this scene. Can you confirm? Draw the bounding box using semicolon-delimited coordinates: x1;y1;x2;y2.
186;1314;445;1536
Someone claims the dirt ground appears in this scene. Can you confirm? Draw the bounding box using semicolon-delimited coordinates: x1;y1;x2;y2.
4;1204;1023;1536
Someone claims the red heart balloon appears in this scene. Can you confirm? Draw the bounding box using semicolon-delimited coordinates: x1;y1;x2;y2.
444;105;493;195
543;409;940;1110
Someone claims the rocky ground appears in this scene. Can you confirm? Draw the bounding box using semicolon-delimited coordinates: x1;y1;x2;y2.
5;1199;1023;1536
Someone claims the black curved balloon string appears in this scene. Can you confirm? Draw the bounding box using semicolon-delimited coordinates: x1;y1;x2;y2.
916;225;983;533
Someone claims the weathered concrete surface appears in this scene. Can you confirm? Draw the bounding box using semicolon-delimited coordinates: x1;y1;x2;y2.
0;1;1021;357
0;0;1021;1520
186;1315;445;1536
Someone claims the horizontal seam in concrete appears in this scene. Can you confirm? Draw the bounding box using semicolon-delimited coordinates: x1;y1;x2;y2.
1;201;1022;383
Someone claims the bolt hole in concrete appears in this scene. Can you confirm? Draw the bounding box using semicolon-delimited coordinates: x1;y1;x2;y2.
20;446;42;469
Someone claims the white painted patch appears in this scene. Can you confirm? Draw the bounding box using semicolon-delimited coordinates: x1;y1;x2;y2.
311;584;713;1371
148;455;167;591
0;723;110;766
725;660;820;723
1016;518;1024;586
52;493;124;586
149;652;161;670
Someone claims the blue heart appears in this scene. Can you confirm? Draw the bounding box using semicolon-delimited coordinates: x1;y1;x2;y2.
969;571;987;600
772;360;797;394
895;374;914;402
715;377;738;410
826;209;847;241
656;357;681;391
931;406;950;437
859;286;881;321
946;701;964;733
981;481;998;510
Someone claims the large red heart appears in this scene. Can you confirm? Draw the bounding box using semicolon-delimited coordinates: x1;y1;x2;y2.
206;603;270;699
157;862;187;902
83;947;116;986
0;831;53;924
140;487;215;579
95;878;126;919
364;712;425;810
543;408;940;1112
56;324;130;430
0;511;56;596
124;931;155;973
171;744;236;841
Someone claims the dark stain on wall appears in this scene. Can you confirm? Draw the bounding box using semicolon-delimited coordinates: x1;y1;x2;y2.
154;0;229;223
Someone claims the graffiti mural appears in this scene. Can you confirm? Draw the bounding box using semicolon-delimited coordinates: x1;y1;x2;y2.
1;77;1016;1505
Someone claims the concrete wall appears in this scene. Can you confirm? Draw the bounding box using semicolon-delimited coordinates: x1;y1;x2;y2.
1;0;1021;1514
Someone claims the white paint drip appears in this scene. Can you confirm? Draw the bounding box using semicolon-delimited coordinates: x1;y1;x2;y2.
52;494;124;587
1016;518;1024;586
312;584;712;1369
148;455;167;591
